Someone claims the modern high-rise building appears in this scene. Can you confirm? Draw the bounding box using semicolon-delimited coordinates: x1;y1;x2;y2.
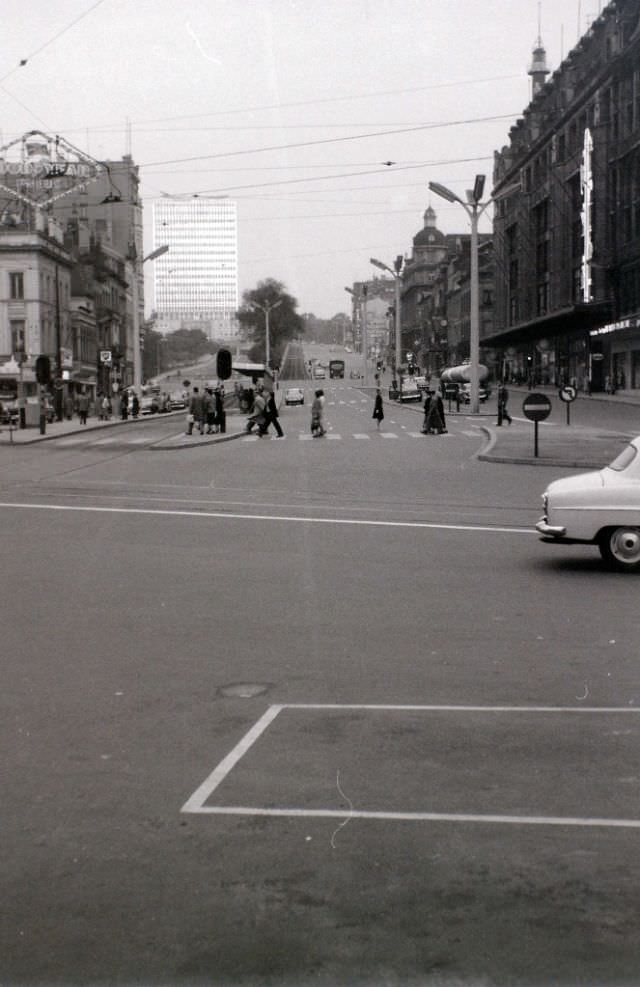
152;197;239;340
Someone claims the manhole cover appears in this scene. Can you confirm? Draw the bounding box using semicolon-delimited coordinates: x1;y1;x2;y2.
219;683;270;699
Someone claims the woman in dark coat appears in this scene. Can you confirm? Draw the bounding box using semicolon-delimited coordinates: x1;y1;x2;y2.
372;389;384;430
422;390;447;434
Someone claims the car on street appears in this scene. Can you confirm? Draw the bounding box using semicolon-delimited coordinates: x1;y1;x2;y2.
459;382;490;403
536;435;640;571
313;367;326;379
169;392;186;410
140;394;159;415
284;387;304;405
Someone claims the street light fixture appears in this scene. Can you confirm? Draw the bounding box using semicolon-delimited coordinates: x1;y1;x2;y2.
428;176;489;414
131;244;169;393
250;298;282;369
370;255;403;373
345;285;369;385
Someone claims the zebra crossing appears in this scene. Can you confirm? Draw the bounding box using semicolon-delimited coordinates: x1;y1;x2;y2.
242;428;473;443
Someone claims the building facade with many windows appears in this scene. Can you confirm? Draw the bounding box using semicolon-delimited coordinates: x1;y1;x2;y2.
152;197;239;340
489;0;640;392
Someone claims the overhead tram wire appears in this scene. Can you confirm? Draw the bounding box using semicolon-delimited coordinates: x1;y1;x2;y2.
141;155;495;199
140;113;519;169
0;0;106;85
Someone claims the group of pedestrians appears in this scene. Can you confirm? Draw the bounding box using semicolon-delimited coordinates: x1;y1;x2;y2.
245;384;284;437
187;386;226;435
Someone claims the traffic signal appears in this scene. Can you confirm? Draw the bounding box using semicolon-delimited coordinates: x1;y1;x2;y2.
216;348;232;380
35;355;51;384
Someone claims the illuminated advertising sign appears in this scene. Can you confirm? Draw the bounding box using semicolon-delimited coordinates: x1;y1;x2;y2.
0;130;105;210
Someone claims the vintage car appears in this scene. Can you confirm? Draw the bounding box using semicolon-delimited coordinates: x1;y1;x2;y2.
536;436;640;571
284;387;304;406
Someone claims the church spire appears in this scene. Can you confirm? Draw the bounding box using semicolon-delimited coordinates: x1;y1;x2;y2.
528;2;550;97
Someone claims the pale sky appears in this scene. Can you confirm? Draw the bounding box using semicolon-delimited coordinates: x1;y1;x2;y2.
0;0;605;318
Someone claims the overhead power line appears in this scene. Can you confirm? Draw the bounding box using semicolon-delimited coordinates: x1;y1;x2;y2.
144;155;494;199
141;113;518;169
0;0;106;85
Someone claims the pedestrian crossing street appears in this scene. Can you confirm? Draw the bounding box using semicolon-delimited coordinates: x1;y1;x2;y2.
51;424;484;449
243;428;482;442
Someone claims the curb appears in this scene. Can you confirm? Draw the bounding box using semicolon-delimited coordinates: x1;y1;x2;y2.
0;409;185;446
150;429;246;451
476;425;616;469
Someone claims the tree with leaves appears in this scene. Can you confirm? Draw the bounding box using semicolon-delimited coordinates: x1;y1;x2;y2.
237;278;304;366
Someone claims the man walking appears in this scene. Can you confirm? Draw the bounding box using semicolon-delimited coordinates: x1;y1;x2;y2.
262;390;284;437
497;383;512;425
77;389;89;426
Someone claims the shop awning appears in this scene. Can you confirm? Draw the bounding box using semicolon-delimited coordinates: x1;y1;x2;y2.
482;300;613;348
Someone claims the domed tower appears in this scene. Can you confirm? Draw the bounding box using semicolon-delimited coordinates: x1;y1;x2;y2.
412;205;446;256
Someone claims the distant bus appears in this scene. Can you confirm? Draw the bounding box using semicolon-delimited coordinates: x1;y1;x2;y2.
329;359;345;379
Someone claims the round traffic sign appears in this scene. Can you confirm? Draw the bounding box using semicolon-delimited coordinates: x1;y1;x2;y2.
522;392;552;422
559;385;577;403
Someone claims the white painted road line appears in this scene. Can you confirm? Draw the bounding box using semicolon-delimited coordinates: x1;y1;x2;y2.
93;437;118;445
353;433;370;440
326;433;341;439
408;432;424;438
183;805;640;829
0;502;535;535
183;702;640;828
380;432;398;439
55;437;87;446
181;705;283;813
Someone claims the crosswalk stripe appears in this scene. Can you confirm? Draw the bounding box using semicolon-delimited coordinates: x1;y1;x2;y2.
56;437;86;446
353;433;370;440
380;432;398;438
129;435;153;444
298;434;313;440
408;431;424;438
326;433;341;439
93;437;118;445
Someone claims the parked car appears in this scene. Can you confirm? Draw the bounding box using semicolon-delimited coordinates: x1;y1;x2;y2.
169;392;187;410
0;401;18;425
140;395;159;415
284;387;304;406
313;367;326;379
459;382;489;403
536;436;640;571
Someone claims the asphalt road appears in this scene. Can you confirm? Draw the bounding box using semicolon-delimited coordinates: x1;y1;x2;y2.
2;357;639;986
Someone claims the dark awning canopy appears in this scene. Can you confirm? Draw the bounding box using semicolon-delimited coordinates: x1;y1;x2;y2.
482;300;613;348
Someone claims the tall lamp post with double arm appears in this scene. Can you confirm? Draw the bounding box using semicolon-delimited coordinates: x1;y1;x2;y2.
428;176;489;414
370;255;404;376
132;244;169;394
250;298;282;370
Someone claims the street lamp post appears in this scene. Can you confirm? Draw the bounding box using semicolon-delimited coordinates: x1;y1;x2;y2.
251;299;282;369
370;255;403;375
428;176;489;414
132;244;169;394
344;285;370;385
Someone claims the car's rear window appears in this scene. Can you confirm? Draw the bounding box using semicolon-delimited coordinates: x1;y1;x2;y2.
608;444;638;472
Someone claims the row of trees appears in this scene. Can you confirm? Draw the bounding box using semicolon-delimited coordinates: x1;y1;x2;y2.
143;277;321;380
237;278;304;366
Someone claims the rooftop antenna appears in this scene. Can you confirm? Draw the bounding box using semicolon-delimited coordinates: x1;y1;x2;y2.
577;0;582;42
125;117;132;158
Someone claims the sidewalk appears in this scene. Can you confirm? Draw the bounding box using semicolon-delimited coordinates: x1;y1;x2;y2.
0;409;248;448
477;419;634;469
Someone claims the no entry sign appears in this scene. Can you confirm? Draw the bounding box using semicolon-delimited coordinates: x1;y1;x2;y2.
522;392;552;422
522;392;551;458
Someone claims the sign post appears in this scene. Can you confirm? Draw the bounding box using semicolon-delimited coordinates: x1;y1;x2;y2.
522;392;552;458
558;384;577;425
